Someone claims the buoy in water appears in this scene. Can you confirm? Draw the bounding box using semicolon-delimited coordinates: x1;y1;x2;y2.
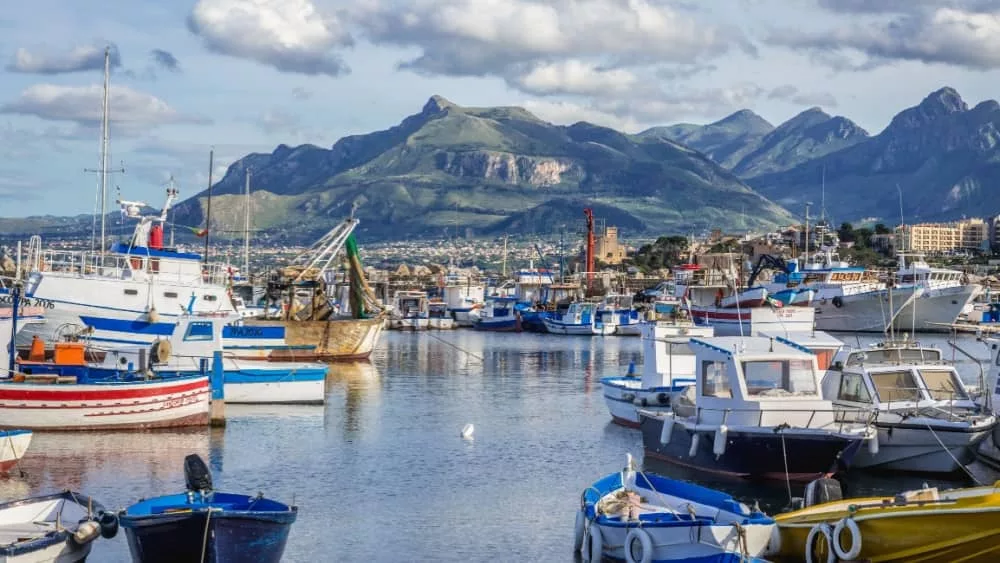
461;424;474;439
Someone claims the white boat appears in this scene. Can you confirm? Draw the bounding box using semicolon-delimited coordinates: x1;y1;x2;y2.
427;301;456;330
719;286;767;308
639;336;875;482
473;297;521;332
892;253;981;332
442;278;484;327
543;302;613;335
0;430;30;475
0;491;118;562
576;455;776;563
600;294;642;336
600;322;713;427
390;291;429;331
821;338;996;472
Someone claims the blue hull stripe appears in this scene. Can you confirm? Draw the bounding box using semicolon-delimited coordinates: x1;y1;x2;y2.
81;316;175;336
225;369;327;383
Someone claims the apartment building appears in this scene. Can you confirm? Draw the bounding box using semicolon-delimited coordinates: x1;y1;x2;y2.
895;218;990;253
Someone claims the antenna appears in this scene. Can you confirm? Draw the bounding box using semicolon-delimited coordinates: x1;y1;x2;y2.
820;166;827;224
203;148;214;264
243;167;252;277
896;183;905;252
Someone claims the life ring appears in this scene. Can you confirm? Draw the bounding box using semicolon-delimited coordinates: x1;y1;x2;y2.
625;528;653;563
805;522;836;563
573;510;586;552
832;296;843;308
833;517;862;560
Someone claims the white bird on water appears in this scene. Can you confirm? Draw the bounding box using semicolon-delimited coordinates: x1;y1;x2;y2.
461;424;474;439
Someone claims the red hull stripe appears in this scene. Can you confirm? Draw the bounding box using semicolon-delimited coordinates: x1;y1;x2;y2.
0;379;208;402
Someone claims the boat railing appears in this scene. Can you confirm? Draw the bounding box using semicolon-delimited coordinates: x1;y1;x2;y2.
692;405;875;434
38;249;229;286
878;387;975;422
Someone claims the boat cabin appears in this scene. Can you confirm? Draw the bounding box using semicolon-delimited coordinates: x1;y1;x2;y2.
480;296;518;320
640;322;713;389
683;336;838;428
392;291;429;320
562;302;598;326
822;342;973;413
758;330;844;371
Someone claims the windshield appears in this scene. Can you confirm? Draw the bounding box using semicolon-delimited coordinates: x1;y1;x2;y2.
919;369;968;401
870;370;921;402
742;359;817;396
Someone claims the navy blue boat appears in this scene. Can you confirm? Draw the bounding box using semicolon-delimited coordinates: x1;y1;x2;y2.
119;454;297;563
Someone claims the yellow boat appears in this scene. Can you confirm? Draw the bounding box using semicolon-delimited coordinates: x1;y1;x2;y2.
771;481;1000;563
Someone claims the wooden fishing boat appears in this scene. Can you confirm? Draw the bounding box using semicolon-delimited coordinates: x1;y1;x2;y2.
0;490;119;562
253;315;384;361
576;455;775;562
771;479;1000;562
119;455;297;563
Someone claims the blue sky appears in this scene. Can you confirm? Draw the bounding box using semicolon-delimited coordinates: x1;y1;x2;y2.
2;0;1000;216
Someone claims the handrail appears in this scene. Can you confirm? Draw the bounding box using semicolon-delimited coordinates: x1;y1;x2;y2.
688;405;874;431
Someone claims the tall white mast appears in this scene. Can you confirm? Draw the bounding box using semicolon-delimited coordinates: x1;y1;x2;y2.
99;47;111;254
243;168;251;276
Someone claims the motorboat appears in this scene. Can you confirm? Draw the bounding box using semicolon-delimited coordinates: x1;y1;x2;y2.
575;454;776;563
639;336;875;482
474;297;521;332
543;302;614;336
389;291;429;331
427;300;455;330
119;454;296;563
822;338;996;472
600;321;713;427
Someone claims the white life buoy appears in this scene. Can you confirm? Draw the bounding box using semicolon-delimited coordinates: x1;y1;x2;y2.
625;528;653;563
805;522;835;563
573;510;586;552
833;517;862;560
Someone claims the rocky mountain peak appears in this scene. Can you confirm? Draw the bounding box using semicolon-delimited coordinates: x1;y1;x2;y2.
714;109;774;134
887;87;968;132
422;95;457;115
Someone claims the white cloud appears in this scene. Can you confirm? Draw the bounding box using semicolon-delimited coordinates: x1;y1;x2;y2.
188;0;353;76
773;7;1000;70
0;84;207;127
7;43;121;74
507;61;639;96
522;99;646;132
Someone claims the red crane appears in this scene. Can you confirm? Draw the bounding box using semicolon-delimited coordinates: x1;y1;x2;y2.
584;208;595;290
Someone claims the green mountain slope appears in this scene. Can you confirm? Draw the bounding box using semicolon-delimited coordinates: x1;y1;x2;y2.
171;96;794;242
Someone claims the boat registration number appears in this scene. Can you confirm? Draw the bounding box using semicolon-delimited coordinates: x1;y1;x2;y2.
163;395;203;409
0;295;55;309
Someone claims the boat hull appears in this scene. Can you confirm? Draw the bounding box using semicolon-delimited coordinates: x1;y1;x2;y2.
600;377;677;428
0;377;209;430
813;287;916;332
689;306;814;337
542;319;614;335
893;284;981;332
773;485;1000;563
0;430;30;473
614;322;643;336
474;317;521;332
850;420;994;472
222;373;326;405
640;414;863;482
122;510;295;563
249;317;383;361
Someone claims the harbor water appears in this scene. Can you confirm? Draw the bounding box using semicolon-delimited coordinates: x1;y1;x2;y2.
9;330;998;561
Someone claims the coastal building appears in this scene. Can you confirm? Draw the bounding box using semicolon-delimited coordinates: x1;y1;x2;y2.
595;225;627;265
895;218;989;253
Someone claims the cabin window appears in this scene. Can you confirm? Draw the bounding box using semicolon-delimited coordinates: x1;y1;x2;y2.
183;321;214;341
919;369;968;401
742;360;817;396
701;360;732;398
124;289;138;296
870;370;921;403
837;373;872;403
203;295;218;302
164;292;178;298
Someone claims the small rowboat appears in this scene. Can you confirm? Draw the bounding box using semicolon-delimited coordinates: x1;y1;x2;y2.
0;491;119;562
120;454;298;563
575;455;776;563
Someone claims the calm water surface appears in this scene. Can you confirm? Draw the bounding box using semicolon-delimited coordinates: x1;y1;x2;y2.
11;331;1000;561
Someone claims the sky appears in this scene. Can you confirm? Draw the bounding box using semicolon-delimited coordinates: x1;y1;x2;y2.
2;0;1000;216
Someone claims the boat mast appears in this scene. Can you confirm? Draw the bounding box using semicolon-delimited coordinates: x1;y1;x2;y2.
243;167;251;277
98;47;111;255
203;149;214;264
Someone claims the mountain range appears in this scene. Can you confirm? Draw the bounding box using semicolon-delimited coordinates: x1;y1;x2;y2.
1;86;998;244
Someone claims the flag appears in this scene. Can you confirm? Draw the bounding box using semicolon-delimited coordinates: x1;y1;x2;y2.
189;226;208;237
765;295;784;308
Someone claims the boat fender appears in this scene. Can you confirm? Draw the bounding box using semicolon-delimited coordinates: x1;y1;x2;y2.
98;511;119;539
832;296;843;308
688;432;701;457
147;306;160;323
623;393;636;403
583;524;603;562
763;524;781;556
804;522;835;563
72;520;101;545
656;392;669;405
867;432;880;455
833;517;862;560
624;528;653;563
712;425;728;457
573;510;586;552
659;418;674;445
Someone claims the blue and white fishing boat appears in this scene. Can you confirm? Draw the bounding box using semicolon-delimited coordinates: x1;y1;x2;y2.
0;490;119;562
543;302;613;336
119;454;296;563
88;313;328;405
575;454;776;563
474;297;521;332
600;322;713;427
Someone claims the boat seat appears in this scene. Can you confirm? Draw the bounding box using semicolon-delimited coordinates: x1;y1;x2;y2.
152;502;237;514
0;522;59;545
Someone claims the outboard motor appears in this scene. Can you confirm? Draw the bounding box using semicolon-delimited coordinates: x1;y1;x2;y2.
184;454;213;493
803;477;843;508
